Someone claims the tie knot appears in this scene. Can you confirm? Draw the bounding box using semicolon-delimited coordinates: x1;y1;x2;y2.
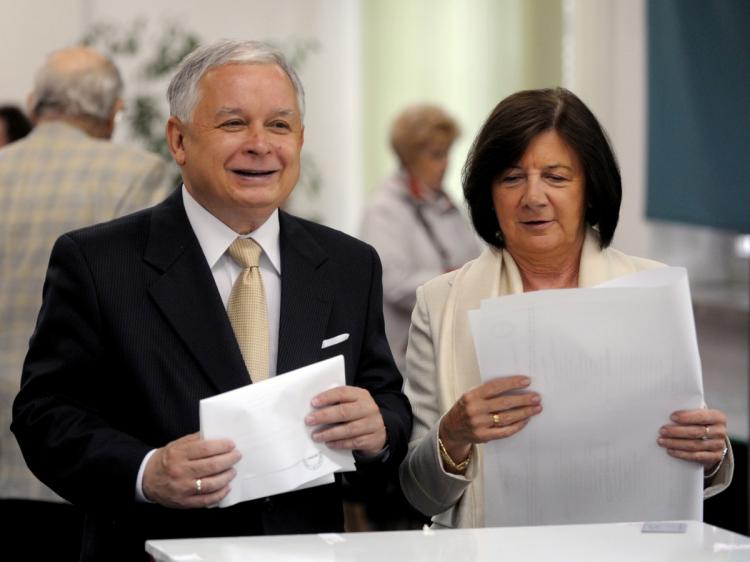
228;237;262;269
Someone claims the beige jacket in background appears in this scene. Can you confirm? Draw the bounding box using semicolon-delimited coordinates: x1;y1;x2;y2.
0;121;175;502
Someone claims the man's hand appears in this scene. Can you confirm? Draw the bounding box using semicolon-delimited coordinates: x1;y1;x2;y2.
306;386;386;456
142;432;241;508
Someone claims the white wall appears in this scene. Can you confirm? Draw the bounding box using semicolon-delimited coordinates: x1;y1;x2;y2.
563;0;651;258
0;2;89;108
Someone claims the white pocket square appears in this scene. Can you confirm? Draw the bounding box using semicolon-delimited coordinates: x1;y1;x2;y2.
321;333;349;349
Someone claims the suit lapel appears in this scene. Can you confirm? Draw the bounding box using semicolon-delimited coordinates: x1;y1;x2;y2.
144;191;249;393
276;212;333;374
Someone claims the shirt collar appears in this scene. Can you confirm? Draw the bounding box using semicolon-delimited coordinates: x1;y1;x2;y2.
181;185;281;274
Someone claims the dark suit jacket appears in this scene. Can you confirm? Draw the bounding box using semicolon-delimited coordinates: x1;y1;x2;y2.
12;190;412;561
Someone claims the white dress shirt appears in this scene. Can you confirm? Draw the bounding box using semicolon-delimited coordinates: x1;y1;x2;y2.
136;185;283;501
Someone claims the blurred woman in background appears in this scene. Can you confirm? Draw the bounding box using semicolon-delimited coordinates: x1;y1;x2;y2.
361;104;480;373
356;104;479;531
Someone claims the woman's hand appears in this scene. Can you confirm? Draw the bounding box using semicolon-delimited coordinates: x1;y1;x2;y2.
438;376;542;469
658;408;728;472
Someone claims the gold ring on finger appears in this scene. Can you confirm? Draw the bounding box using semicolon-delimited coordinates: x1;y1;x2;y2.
492;413;501;427
195;478;202;494
701;425;710;440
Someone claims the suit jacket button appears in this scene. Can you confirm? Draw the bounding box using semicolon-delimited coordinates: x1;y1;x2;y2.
263;497;274;512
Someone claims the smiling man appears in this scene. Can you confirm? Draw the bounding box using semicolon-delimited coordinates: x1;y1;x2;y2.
12;40;411;562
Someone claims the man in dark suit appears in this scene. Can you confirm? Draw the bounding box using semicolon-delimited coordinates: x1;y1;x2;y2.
12;39;411;562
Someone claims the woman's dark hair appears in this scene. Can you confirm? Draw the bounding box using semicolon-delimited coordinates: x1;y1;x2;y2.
462;87;621;249
0;105;33;144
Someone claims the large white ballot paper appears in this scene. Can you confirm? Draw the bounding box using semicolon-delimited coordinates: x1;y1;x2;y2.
200;355;355;508
469;267;704;526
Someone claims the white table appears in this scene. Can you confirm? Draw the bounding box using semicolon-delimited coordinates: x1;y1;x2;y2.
146;520;750;561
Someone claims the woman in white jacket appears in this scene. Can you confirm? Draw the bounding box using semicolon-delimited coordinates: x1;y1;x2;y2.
399;88;733;529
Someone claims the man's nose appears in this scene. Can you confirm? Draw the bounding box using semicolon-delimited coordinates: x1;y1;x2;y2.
242;126;272;154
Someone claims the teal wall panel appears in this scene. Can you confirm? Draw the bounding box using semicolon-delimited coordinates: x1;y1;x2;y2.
647;0;750;232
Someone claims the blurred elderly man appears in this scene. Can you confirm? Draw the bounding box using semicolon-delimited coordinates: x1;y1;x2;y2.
0;46;174;560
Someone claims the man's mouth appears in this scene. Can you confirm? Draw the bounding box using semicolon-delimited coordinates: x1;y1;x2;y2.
232;169;278;177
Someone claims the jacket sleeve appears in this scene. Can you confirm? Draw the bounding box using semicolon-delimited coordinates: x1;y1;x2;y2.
11;234;151;514
351;245;413;471
704;437;734;498
399;285;477;516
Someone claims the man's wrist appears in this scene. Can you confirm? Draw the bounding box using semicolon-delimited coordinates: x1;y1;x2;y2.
136;449;157;503
353;444;391;464
353;426;390;463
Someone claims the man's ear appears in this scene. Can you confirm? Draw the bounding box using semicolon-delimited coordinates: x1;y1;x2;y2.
110;98;124;121
26;93;39;123
166;116;187;165
101;98;125;139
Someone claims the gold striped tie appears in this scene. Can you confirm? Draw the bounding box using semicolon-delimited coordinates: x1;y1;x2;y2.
227;238;269;383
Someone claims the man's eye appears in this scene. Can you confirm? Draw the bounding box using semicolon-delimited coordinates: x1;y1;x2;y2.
220;120;244;129
270;121;291;130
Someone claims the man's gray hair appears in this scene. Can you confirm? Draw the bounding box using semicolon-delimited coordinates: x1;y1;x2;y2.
167;39;305;123
29;50;123;121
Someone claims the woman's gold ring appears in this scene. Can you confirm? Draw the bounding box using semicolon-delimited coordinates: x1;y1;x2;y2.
492;413;501;427
195;478;202;494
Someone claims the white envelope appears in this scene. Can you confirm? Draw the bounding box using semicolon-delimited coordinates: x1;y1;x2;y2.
200;355;355;508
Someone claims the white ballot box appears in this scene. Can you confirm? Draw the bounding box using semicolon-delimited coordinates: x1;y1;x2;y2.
146;521;750;562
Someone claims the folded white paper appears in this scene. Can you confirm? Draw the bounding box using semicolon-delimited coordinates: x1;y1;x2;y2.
470;267;704;526
200;355;355;508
